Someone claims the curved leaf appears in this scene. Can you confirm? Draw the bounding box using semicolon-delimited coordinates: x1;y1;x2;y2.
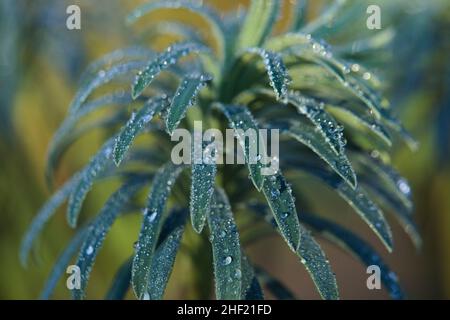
40;227;88;300
207;188;242;300
127;0;225;60
249;202;338;299
301;0;347;34
262;172;301;251
132;163;183;299
131;42;208;99
218;104;266;190
165;73;212;134
70;61;147;115
73;180;146;299
270;119;357;188
288;91;347;156
238;0;281;50
246;48;290;102
256;267;295;300
20;174;81;266
290;0;308;31
66;138;116;228
301;213;404;299
146;209;187;299
105;257;133;300
78;47;153;86
240;254;264;300
113;95;171;165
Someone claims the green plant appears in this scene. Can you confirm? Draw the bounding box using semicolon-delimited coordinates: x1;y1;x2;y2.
21;0;420;300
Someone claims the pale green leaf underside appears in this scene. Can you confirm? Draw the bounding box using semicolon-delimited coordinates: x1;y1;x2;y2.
207;188;242;300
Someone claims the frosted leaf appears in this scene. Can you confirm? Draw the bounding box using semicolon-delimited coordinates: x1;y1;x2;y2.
207;188;242;300
132;163;183;299
131;42;208;99
246;48;290;102
165;73;211;134
218;104;266;190
113;95;170;165
272;119;357;188
73;180;145;300
67;138;116;228
262;171;301;251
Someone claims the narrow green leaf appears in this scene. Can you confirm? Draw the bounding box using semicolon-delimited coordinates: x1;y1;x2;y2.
127;0;225;60
290;0;308;31
284;154;394;252
70;61;147;115
249;202;338;299
146;209;187;299
297;224;339;300
190;141;217;233
336;183;393;252
262;172;301;251
301;0;347;34
246;48;290;102
105;257;133;300
271;119;357;188
165;73;211;134
358;175;421;249
327;103;392;147
132;163;183;299
66;138;115;228
207;188;242;300
40;227;88;300
78;47;153;86
288;91;347;156
131;42;208;99
240;254;264;300
218;104;266;190
113;95;171;165
73;180;146;299
20;174;80;266
46;91;134;183
238;0;281;50
354;153;413;210
301;213;404;299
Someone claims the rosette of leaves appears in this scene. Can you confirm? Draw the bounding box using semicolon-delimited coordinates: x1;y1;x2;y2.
21;0;420;300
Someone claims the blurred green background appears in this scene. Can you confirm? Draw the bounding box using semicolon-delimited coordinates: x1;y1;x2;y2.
0;0;449;299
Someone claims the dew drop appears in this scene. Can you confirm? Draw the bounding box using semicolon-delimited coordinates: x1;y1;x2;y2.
86;245;94;255
222;256;232;266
